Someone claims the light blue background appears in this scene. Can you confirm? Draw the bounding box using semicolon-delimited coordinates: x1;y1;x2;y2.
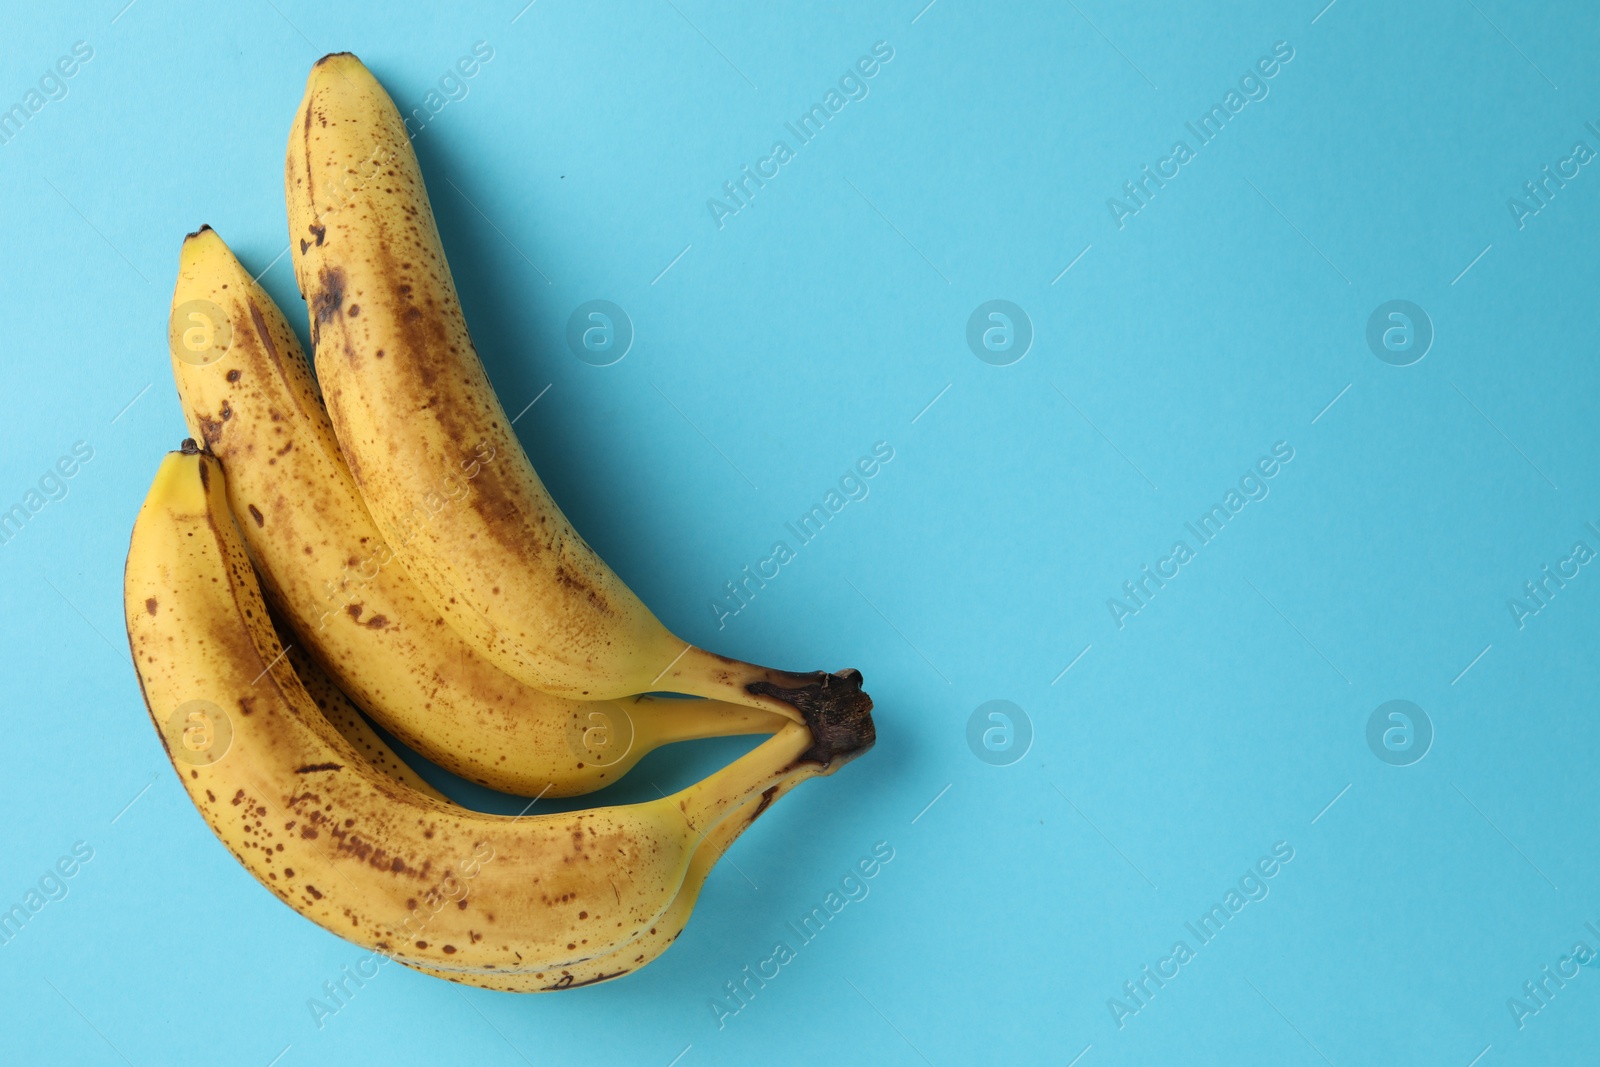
2;0;1597;1063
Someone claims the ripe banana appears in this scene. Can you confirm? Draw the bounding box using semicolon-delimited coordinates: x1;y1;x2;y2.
410;767;810;991
124;445;874;979
169;226;789;796
291;619;803;989
286;53;872;728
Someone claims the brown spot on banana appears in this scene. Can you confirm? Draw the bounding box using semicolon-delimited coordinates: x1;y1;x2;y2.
198;414;223;446
312;267;345;328
247;299;282;372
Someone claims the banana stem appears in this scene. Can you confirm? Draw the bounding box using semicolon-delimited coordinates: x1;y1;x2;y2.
665;671;876;837
666;722;814;838
624;696;789;747
654;646;876;737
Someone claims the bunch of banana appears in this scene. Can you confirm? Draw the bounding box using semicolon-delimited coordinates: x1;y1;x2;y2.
126;51;876;990
170;226;791;796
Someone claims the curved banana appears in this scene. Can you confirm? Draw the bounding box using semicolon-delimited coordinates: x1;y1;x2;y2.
169;226;788;796
285;53;873;728
292;625;802;989
410;768;810;991
124;446;873;978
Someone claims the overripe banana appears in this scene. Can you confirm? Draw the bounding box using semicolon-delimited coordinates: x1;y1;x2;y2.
124;445;874;979
169;226;789;796
290;619;805;989
286;54;872;727
410;767;810;991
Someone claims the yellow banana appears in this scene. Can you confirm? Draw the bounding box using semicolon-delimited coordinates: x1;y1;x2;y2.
411;768;811;991
124;446;873;979
291;621;803;989
285;54;873;730
169;226;789;796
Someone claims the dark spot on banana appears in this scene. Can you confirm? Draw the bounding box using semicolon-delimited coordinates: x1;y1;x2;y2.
549;971;626;990
247;504;264;527
247;300;283;372
752;784;780;819
295;762;343;774
226;369;241;382
312;266;345;326
144;597;158;616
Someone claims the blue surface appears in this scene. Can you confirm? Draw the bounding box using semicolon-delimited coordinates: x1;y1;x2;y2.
2;0;1598;1063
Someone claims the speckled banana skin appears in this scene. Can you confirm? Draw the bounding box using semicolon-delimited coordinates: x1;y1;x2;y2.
285;53;870;719
296;633;813;990
288;640;446;803
169;227;787;796
410;768;815;991
125;448;829;977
